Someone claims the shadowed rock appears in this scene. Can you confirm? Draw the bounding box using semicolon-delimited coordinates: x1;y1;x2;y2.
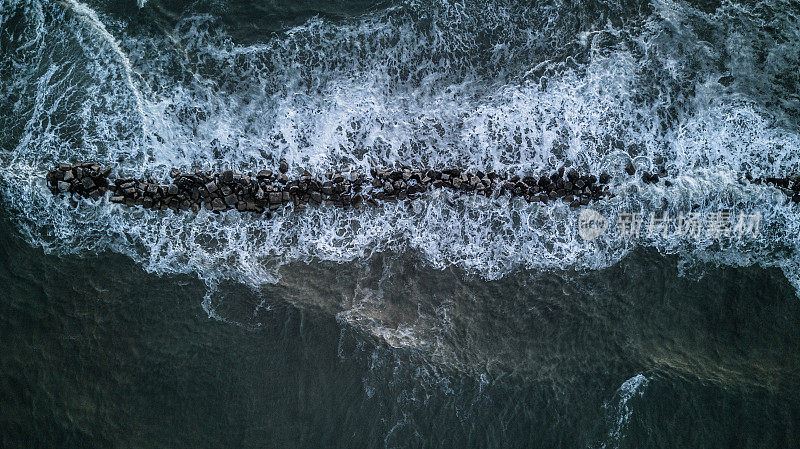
47;162;657;217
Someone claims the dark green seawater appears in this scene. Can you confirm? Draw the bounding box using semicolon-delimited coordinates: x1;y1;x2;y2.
2;213;799;447
2;0;800;446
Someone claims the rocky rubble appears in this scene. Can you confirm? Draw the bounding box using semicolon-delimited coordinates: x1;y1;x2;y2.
47;161;618;213
47;161;800;213
46;162;112;200
747;174;800;203
46;160;800;214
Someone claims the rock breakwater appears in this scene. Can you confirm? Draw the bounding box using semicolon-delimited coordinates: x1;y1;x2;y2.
45;162;800;215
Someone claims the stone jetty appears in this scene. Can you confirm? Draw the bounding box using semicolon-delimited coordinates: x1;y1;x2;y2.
746;174;800;203
46;161;615;214
45;161;800;215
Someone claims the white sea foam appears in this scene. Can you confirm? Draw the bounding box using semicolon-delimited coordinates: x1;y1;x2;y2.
1;0;800;344
598;374;649;448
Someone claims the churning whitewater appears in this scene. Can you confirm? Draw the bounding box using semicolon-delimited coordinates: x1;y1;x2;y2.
1;0;799;349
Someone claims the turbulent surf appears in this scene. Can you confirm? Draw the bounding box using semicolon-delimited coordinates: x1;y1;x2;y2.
1;0;799;446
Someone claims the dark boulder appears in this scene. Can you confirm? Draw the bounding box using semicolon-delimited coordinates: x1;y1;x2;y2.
224;194;238;206
212;198;226;211
625;161;636;175
81;177;95;190
567;169;578;182
221;170;234;183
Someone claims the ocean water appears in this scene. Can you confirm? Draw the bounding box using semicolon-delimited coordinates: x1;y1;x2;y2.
1;0;799;447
